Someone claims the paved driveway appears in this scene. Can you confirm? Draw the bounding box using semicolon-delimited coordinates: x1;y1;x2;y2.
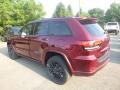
0;35;120;90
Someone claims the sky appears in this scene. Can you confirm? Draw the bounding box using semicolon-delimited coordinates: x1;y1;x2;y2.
35;0;118;18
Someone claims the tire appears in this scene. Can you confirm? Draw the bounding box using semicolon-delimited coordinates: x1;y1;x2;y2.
7;45;19;59
46;55;71;85
115;31;118;35
117;31;119;35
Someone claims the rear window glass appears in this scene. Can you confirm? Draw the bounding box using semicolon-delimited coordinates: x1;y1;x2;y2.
107;23;117;25
83;23;105;36
49;21;72;36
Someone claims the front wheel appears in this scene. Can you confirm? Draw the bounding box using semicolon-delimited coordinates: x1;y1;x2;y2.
46;56;71;85
7;45;19;59
115;31;119;35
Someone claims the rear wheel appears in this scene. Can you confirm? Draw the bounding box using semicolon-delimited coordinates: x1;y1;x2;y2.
46;55;71;85
7;45;19;59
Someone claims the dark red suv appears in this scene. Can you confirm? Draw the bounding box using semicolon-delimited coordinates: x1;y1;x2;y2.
7;17;110;84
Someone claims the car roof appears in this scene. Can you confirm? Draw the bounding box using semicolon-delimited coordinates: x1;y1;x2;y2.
11;26;22;29
28;17;96;24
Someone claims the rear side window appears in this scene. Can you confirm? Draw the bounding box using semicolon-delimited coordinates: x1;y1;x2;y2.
35;22;49;35
49;21;72;36
84;23;105;36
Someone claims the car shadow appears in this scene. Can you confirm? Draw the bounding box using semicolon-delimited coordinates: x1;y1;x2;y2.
0;45;120;80
110;38;120;64
110;49;120;64
0;46;50;80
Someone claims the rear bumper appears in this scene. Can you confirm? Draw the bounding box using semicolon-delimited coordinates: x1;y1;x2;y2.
72;58;109;76
71;50;110;76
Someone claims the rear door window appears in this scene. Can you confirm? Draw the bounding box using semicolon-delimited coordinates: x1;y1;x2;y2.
35;22;49;35
49;21;72;36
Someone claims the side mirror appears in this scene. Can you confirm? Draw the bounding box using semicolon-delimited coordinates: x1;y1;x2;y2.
21;32;27;38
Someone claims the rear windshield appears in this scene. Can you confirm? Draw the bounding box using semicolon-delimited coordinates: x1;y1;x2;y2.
83;23;105;36
107;22;117;25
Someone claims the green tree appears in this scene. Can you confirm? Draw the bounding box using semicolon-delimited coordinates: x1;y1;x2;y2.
0;0;45;36
0;0;13;27
66;5;73;17
80;12;90;17
12;0;45;25
76;11;90;17
53;2;66;18
88;8;104;27
104;9;114;22
11;0;26;25
23;0;45;23
0;27;4;35
88;8;104;18
75;8;82;17
105;3;120;22
0;0;14;35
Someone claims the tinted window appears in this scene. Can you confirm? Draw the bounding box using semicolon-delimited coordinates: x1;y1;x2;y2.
35;22;49;35
21;24;33;36
49;21;72;36
13;29;20;35
84;24;105;36
11;27;21;35
107;23;117;25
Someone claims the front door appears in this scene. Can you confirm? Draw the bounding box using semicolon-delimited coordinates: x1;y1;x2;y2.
15;24;34;57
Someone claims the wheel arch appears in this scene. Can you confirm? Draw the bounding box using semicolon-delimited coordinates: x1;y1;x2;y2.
7;40;11;46
44;50;73;74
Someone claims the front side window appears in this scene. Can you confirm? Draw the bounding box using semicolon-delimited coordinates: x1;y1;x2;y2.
49;21;72;36
21;24;33;36
35;22;49;35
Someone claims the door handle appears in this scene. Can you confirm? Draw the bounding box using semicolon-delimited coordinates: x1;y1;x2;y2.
41;38;48;41
25;37;29;39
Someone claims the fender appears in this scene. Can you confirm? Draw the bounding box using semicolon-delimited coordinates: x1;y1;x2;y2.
43;49;74;73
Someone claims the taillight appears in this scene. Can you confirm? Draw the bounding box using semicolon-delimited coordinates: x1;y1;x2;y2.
79;40;102;51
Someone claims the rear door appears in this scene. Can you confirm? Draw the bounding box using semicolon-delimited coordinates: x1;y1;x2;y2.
29;21;49;61
49;20;73;49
